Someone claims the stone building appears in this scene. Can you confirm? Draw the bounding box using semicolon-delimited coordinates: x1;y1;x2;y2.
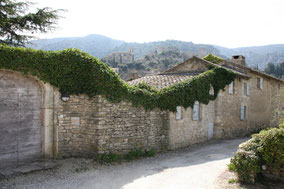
0;55;282;166
128;55;283;149
103;48;134;64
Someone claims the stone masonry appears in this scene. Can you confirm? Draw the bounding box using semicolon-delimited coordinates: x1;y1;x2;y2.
55;94;169;158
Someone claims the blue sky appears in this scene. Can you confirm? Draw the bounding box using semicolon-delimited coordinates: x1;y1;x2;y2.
30;0;284;48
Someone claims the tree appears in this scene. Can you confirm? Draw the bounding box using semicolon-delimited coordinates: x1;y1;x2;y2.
264;62;284;78
272;87;284;127
264;62;275;75
0;0;63;46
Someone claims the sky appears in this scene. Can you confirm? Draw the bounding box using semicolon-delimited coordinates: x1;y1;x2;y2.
29;0;284;48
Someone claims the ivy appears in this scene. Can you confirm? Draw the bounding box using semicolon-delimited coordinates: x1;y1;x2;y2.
203;54;223;64
0;45;236;112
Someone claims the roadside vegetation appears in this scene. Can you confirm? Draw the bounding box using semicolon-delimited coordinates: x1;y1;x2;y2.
228;127;284;184
93;148;156;164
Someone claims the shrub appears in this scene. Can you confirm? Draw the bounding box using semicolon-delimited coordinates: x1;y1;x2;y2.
228;128;284;183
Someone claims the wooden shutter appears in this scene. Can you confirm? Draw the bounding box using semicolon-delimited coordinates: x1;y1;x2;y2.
247;84;250;96
176;106;182;120
240;106;247;120
209;85;214;95
240;106;244;120
260;78;263;89
228;82;233;94
192;101;200;121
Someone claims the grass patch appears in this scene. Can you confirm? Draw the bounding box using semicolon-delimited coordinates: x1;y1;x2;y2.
228;178;236;184
94;148;156;164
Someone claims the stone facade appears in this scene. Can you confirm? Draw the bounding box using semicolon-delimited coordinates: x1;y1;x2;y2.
168;101;215;150
55;95;169;157
214;71;281;138
1;55;282;162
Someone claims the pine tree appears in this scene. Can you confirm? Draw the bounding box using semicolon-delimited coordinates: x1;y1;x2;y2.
0;0;63;46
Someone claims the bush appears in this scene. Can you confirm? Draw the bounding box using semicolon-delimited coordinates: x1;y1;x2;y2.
228;128;284;183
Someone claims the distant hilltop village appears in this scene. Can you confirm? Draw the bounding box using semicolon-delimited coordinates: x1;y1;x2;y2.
103;48;134;64
101;46;208;80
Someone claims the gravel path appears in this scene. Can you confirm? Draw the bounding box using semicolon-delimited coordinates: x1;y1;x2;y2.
0;138;248;189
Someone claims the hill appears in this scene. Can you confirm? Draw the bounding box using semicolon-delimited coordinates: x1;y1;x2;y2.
28;34;125;58
29;34;284;74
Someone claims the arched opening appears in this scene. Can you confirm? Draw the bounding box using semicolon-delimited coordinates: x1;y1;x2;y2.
0;70;46;167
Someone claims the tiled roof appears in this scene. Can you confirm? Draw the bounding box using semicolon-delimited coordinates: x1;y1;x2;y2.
127;72;201;89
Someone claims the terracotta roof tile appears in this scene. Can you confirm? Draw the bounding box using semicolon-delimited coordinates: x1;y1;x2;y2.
127;72;201;89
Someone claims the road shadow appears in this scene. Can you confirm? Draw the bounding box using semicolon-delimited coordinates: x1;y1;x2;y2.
0;137;249;189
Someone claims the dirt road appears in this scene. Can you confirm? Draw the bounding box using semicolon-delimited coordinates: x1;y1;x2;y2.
0;138;247;189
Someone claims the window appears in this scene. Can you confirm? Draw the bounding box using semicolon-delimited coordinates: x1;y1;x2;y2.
176;106;182;120
244;83;250;96
192;101;200;121
240;105;247;120
257;77;263;89
278;83;281;90
228;82;234;94
209;85;214;95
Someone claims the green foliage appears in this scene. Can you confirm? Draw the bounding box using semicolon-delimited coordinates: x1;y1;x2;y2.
0;45;236;112
203;54;223;64
94;148;156;164
228;178;236;184
0;0;63;46
264;62;284;78
94;152;121;164
228;128;284;184
124;148;156;160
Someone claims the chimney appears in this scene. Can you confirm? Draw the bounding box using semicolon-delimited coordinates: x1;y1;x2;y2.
232;55;246;66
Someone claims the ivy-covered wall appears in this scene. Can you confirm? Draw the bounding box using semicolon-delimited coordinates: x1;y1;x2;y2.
0;45;236;112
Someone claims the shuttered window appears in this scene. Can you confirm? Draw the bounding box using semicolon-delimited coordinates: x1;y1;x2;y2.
176;106;182;120
257;77;263;89
209;85;214;95
244;83;250;96
228;82;234;94
240;105;247;120
247;84;250;96
192;101;200;121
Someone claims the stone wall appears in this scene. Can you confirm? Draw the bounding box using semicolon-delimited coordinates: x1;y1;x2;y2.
54;94;169;158
168;102;215;150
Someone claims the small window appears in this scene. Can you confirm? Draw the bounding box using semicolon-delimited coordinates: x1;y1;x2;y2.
278;83;281;90
257;77;263;89
209;85;214;95
176;106;182;120
228;82;234;94
244;83;250;96
240;105;247;120
192;101;200;121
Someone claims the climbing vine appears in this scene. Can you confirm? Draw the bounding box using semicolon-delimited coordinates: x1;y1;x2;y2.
0;45;236;112
203;54;223;64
